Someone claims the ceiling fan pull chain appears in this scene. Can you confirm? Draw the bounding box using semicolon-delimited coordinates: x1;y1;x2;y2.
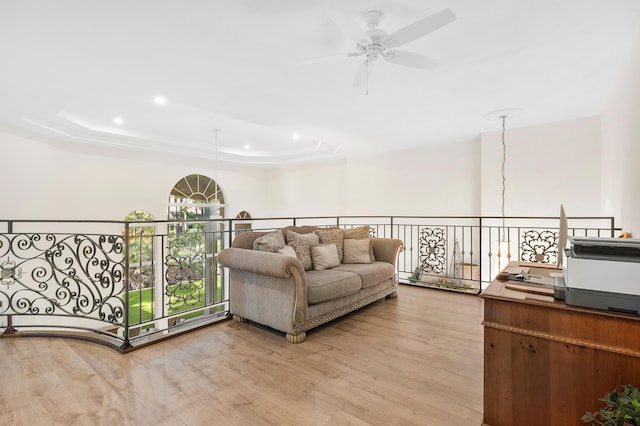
366;60;369;96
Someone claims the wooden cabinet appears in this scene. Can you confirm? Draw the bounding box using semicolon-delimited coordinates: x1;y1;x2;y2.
482;275;640;425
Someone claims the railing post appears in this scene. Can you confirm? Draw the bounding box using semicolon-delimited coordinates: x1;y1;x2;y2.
390;216;394;239
611;216;615;237
2;315;17;335
478;217;483;293
121;222;133;350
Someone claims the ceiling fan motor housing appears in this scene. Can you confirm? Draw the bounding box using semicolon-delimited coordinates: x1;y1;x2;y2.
360;25;387;61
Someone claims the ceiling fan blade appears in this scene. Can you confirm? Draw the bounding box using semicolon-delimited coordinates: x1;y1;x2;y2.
297;51;361;66
383;8;456;49
327;9;370;44
384;50;438;70
353;60;375;87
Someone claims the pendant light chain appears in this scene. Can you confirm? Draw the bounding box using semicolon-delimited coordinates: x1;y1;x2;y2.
213;129;219;199
500;115;507;240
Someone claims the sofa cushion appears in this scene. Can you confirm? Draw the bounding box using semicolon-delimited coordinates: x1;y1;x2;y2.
333;262;395;289
305;270;362;304
343;225;370;239
253;229;285;252
281;225;317;240
277;245;297;258
311;243;340;271
315;227;345;261
343;238;374;264
343;226;375;262
286;230;319;271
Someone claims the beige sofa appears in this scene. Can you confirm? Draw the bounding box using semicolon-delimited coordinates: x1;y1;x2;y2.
217;225;403;343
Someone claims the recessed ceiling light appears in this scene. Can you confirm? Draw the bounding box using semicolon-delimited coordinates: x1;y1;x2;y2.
154;96;167;105
113;117;123;125
292;133;300;140
243;144;251;150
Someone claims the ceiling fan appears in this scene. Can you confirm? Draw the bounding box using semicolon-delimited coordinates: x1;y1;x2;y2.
316;8;457;87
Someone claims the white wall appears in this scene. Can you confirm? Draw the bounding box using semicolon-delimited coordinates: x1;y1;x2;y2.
263;139;481;218
0;128;270;222
1;122;606;225
602;26;640;235
265;160;348;217
480;116;602;218
345;139;481;217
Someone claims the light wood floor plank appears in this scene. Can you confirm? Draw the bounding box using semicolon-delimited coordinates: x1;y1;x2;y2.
0;285;484;425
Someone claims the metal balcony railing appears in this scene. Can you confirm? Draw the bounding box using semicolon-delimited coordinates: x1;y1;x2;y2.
0;215;615;352
0;219;230;352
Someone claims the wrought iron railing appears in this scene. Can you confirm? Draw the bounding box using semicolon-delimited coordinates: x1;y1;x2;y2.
0;215;615;351
229;215;616;293
0;219;230;352
388;215;616;293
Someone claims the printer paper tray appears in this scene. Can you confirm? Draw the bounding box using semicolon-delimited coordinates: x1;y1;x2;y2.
565;287;640;315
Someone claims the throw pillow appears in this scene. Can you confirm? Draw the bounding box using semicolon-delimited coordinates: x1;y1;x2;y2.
343;225;370;239
286;230;320;270
311;243;340;271
253;229;285;252
343;238;374;264
277;245;297;258
315;227;345;261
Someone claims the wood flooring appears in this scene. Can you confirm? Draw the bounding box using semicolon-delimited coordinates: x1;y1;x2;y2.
0;285;484;425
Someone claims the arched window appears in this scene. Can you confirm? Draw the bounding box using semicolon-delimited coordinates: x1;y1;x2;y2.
164;175;226;323
235;210;253;235
168;174;225;220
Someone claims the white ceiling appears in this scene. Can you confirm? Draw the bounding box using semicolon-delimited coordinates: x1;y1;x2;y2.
1;0;640;166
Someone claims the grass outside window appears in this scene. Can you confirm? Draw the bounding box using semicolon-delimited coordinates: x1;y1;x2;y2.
127;278;222;325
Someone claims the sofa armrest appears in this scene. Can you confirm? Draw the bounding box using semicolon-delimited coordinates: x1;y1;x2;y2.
218;248;305;279
371;238;403;267
218;248;308;327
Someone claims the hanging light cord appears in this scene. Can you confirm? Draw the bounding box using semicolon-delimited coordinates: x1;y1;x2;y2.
500;115;507;239
213;129;219;198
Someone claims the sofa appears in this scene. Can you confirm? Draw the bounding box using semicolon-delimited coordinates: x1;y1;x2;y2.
217;225;403;343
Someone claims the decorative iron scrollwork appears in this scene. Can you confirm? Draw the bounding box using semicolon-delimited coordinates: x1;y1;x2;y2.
520;230;558;264
419;227;446;274
129;265;154;290
0;258;21;288
165;232;205;311
0;233;125;324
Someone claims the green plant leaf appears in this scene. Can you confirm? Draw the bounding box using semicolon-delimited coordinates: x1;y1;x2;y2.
584;385;640;425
